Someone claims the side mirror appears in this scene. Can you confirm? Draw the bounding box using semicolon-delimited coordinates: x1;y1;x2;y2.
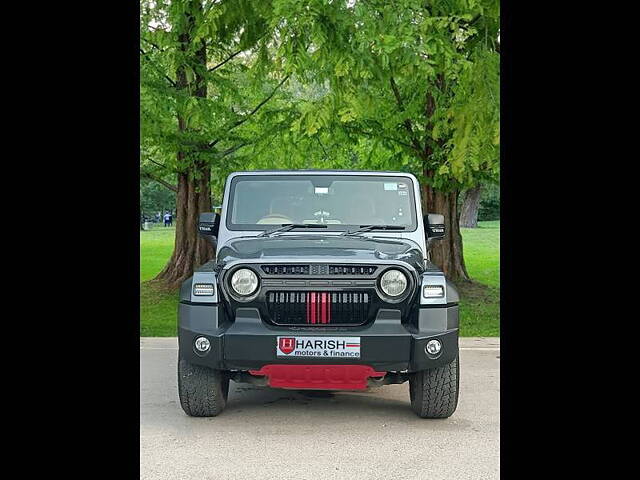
425;213;445;240
199;212;220;240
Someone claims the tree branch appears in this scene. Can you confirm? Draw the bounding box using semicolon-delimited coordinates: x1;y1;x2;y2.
239;75;290;126
141;37;165;52
208;32;268;73
220;142;249;157
316;137;329;160
343;125;419;152
208;49;242;72
423;73;444;157
389;75;423;154
141;171;178;193
140;48;177;88
467;14;482;27
147;158;171;170
207;75;290;148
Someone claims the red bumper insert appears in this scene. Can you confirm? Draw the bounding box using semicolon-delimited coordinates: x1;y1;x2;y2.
249;364;386;390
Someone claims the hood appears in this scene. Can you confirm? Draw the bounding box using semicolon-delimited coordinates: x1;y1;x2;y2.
216;234;430;272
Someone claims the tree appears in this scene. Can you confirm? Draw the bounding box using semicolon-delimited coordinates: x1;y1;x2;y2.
460;177;501;228
141;0;290;288
274;0;500;280
459;185;482;228
140;0;500;286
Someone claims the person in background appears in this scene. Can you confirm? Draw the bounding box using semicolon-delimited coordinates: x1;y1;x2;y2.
164;211;171;227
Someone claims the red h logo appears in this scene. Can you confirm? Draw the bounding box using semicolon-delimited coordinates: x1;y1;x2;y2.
279;337;295;354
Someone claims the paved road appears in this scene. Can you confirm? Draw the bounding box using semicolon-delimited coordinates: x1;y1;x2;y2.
141;337;499;480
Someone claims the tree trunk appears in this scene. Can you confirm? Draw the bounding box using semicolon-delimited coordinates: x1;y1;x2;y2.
459;185;482;228
417;76;470;280
155;166;213;289
421;180;470;282
152;0;213;289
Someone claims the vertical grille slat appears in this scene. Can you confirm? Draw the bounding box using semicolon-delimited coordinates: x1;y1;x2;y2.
266;290;371;326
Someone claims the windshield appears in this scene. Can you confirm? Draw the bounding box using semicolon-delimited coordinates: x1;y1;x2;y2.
226;174;417;231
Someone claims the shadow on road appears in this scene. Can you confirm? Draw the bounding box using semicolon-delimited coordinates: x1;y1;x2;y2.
222;382;436;423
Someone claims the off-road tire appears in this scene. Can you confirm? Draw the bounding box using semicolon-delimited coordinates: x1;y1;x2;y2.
178;356;229;417
409;355;459;418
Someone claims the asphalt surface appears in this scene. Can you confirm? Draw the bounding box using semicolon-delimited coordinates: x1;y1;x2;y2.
141;337;499;480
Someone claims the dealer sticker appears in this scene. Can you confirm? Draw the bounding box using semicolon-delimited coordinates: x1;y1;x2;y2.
277;336;361;358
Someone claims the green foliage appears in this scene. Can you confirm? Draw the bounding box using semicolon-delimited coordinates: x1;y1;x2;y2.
140;178;176;215
447;49;500;185
479;182;500;221
141;0;499;195
141;0;294;186
266;0;500;191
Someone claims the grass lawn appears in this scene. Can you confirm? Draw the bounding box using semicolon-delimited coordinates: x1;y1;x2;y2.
458;220;500;336
140;226;176;283
140;221;500;336
140;226;178;336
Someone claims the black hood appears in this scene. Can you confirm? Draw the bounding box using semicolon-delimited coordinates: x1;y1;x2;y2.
216;234;433;272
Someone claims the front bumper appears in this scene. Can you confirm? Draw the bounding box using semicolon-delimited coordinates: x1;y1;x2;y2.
178;302;459;373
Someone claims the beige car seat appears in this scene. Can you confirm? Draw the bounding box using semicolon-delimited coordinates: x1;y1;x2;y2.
257;197;294;224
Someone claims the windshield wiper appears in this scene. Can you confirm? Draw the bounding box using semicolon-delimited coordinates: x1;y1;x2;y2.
259;224;328;237
340;225;406;236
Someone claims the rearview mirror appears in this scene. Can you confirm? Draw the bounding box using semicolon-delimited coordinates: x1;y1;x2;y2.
199;212;220;239
425;213;445;240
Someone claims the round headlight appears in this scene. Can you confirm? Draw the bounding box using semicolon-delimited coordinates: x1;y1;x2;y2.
230;268;259;296
380;269;407;297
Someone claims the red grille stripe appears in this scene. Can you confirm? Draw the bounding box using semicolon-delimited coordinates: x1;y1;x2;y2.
310;292;316;324
268;290;368;326
321;293;326;324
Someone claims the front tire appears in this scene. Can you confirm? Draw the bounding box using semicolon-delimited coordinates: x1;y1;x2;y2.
409;355;459;418
178;356;229;417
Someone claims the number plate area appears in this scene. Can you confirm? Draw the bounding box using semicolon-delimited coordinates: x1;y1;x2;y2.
276;336;361;358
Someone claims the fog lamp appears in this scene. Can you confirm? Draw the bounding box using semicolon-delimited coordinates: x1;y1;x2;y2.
194;336;211;353
425;339;442;356
423;285;444;298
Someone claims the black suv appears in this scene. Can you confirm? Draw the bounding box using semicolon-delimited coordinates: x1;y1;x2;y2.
178;171;459;418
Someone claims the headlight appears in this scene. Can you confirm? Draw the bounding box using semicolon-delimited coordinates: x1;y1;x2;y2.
230;268;259;296
380;269;407;297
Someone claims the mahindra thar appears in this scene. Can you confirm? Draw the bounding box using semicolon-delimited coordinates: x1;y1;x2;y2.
178;171;459;418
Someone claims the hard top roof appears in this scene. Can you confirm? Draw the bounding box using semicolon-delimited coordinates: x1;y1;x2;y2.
227;169;416;177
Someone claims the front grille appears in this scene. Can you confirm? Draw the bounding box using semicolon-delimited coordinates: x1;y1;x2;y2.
261;265;310;275
266;291;371;326
260;264;378;276
328;265;377;275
